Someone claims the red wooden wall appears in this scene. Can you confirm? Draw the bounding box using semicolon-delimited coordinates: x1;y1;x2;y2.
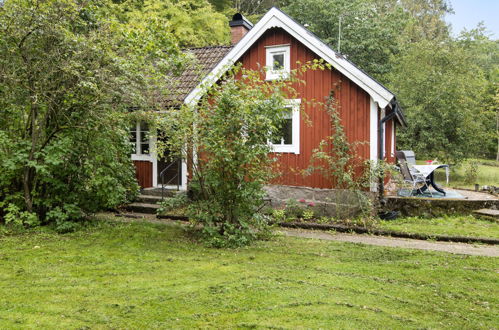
238;28;371;189
385;119;395;163
133;160;153;188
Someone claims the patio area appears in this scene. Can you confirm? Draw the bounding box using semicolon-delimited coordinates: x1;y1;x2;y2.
393;187;499;200
384;188;499;217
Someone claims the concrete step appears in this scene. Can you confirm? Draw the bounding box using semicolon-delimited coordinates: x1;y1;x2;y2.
124;202;161;214
141;188;180;197
115;212;157;219
136;194;163;204
473;208;499;222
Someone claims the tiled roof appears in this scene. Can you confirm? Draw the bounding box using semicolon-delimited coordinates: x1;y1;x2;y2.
166;45;233;106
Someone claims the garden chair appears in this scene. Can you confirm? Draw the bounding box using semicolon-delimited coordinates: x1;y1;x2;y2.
395;150;416;166
398;159;432;197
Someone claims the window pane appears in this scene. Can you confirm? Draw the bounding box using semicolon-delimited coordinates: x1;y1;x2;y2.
130;125;137;154
141;143;149;154
273;109;293;146
273;54;284;70
283;118;293;144
140;131;149;143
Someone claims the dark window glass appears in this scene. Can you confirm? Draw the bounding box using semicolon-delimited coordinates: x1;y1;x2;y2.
130;125;137;154
272;109;293;145
140;122;149;143
282;118;292;144
273;54;284;70
141;143;149;154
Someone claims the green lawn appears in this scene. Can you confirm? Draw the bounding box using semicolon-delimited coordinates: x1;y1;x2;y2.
0;218;497;328
377;215;499;239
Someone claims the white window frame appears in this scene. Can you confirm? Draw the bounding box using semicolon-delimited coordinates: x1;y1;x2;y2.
131;122;154;161
265;44;290;80
271;99;300;154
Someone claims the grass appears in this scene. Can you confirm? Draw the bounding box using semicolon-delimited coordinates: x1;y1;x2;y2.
0;217;498;328
377;215;499;239
425;159;499;189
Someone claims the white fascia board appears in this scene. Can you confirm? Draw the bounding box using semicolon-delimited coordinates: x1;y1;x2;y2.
369;97;378;162
184;7;394;108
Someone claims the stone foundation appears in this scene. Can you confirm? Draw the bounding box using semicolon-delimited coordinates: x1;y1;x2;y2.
263;185;374;219
385;196;499;217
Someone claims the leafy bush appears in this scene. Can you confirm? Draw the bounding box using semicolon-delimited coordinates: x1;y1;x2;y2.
4;204;39;228
157;193;189;215
160;64;325;247
463;160;480;184
0;0;180;227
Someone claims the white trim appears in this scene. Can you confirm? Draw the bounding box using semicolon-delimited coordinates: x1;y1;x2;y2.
184;7;394;108
391;123;395;158
130;122;153;160
131;122;187;191
131;154;153;162
369;98;378;163
270;99;301;154
369;98;378;192
265;44;290;80
381;108;386;160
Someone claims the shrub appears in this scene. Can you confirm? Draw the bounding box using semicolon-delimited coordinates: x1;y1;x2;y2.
0;0;180;226
160;63;326;247
463;160;479;184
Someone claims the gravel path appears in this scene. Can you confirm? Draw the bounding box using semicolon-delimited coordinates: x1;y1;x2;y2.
281;228;499;257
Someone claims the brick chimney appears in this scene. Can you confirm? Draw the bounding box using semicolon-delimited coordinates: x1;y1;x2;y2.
229;13;253;45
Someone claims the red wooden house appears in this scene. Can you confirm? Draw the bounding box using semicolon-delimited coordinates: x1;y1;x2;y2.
130;7;406;191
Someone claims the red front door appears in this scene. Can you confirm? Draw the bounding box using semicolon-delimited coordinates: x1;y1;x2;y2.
133;160;153;188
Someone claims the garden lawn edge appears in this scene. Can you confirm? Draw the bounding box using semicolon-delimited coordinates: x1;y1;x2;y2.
278;222;499;245
151;213;499;245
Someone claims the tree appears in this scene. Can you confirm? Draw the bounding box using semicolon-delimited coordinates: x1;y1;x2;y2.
114;0;230;47
456;25;499;159
387;39;489;164
0;0;180;228
283;0;408;82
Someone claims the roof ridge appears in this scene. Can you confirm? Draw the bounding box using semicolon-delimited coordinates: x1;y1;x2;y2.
183;45;233;51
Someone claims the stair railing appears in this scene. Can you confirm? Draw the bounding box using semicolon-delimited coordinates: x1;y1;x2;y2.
159;160;181;201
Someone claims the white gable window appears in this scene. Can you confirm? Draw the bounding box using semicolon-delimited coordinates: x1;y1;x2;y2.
265;44;290;80
271;99;300;154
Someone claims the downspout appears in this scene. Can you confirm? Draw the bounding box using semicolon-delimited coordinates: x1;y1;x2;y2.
378;108;397;202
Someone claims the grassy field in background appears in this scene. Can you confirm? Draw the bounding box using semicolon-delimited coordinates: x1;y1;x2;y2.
429;159;499;189
377;215;499;239
0;218;497;328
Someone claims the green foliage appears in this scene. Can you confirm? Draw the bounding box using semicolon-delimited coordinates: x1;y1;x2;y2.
388;39;490;164
271;209;286;222
462;160;479;185
157;193;189;214
0;0;180;225
4;204;39;228
114;0;229;47
283;0;404;81
302;209;314;221
159;64;321;247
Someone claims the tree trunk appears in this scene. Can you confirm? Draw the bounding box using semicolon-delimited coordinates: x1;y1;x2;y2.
23;92;38;213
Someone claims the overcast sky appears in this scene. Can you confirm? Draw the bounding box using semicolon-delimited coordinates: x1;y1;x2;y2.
445;0;499;37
